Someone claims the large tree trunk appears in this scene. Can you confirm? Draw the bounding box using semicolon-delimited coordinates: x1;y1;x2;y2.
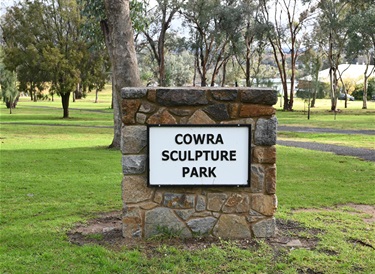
103;0;141;149
61;92;70;118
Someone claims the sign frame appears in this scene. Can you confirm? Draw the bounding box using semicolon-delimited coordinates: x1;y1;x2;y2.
147;124;251;187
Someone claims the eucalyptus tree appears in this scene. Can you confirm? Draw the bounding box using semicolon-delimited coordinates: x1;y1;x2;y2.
313;0;352;111
182;0;243;87
260;0;316;110
140;0;183;86
346;3;375;109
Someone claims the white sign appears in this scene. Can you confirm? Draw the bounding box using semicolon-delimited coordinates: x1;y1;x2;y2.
148;125;251;186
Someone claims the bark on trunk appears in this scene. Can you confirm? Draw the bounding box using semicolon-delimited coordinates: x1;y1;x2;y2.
103;0;141;149
61;92;70;118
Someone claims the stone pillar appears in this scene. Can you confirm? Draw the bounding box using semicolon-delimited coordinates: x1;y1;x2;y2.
121;87;277;239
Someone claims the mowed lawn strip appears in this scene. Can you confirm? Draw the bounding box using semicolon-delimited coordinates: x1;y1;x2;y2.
1;97;374;273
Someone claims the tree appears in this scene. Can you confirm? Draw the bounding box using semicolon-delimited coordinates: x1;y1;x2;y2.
102;0;141;148
261;0;316;111
141;0;182;86
346;4;375;109
314;0;351;111
183;0;243;87
0;49;19;114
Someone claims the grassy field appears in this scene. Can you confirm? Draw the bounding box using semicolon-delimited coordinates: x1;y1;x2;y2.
1;89;374;273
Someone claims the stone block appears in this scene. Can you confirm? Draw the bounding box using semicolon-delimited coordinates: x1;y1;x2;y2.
139;102;157;113
253;146;276;164
203;104;230;120
122;99;141;124
228;103;240;118
146;108;177;124
175;209;195;220
122;155;146;175
163;193;195;209
122;175;153;204
240;88;278;105
196;195;206;212
187;109;215;124
211;89;238;101
144;207;192;238
251;194;277;216
213;214;252;238
147;89;157;102
222;193;250;213
265;165;276;194
156;88;208;106
187;217;217;235
251;165;264;193
122;206;142;238
221;118;254;127
254;117;277;146
121;125;147;154
121;88;147;99
239;104;276;117
169;108;194;117
252;217;276;238
207;193;227;211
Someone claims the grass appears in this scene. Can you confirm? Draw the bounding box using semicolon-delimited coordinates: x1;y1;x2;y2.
1;89;374;273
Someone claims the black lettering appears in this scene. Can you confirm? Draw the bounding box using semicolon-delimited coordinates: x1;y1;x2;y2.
179;151;187;161
170;151;178;161
207;134;214;144
208;167;217;177
184;134;192;144
175;134;183;145
182;167;189;177
211;150;219;161
190;167;198;177
195;150;203;160
221;150;229;161
230;150;236;161
200;167;208;177
193;134;205;144
216;134;224;144
162;150;169;161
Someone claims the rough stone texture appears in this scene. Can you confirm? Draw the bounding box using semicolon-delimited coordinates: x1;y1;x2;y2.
253;146;276;164
196;195;206;212
222;193;250;213
136;113;147;124
211;89;238;101
265;165;277;194
122;99;141;124
228;103;240;118
239;104;276;117
156;88;208;106
122;155;146;175
121;88;147;99
121;126;147;154
221;118;254;127
169;108;194;117
255;117;278;146
147;108;177;124
240;89;278;105
187;217;217;235
187;109;215;124
251;194;278;216
203;104;230;120
122;176;153;204
144;207;192;238
207;193;228;211
175;209;195;220
213;214;252;238
122;207;142;238
139;102;157;113
252;217;276;238
251;165;264;193
163;193;195;209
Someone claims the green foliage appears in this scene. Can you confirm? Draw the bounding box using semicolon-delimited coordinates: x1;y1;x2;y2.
0;52;19;110
352;78;375;100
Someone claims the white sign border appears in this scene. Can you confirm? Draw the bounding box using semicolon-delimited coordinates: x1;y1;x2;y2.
147;124;251;187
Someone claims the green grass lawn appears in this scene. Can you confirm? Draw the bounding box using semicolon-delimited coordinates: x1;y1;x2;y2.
1;91;374;273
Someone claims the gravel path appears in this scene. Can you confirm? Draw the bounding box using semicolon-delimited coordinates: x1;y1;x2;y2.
278;126;375;162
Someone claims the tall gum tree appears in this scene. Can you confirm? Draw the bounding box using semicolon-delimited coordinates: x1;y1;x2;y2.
102;0;141;148
260;0;315;111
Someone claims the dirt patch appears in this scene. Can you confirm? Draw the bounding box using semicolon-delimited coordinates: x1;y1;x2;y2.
293;203;375;224
67;212;321;252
